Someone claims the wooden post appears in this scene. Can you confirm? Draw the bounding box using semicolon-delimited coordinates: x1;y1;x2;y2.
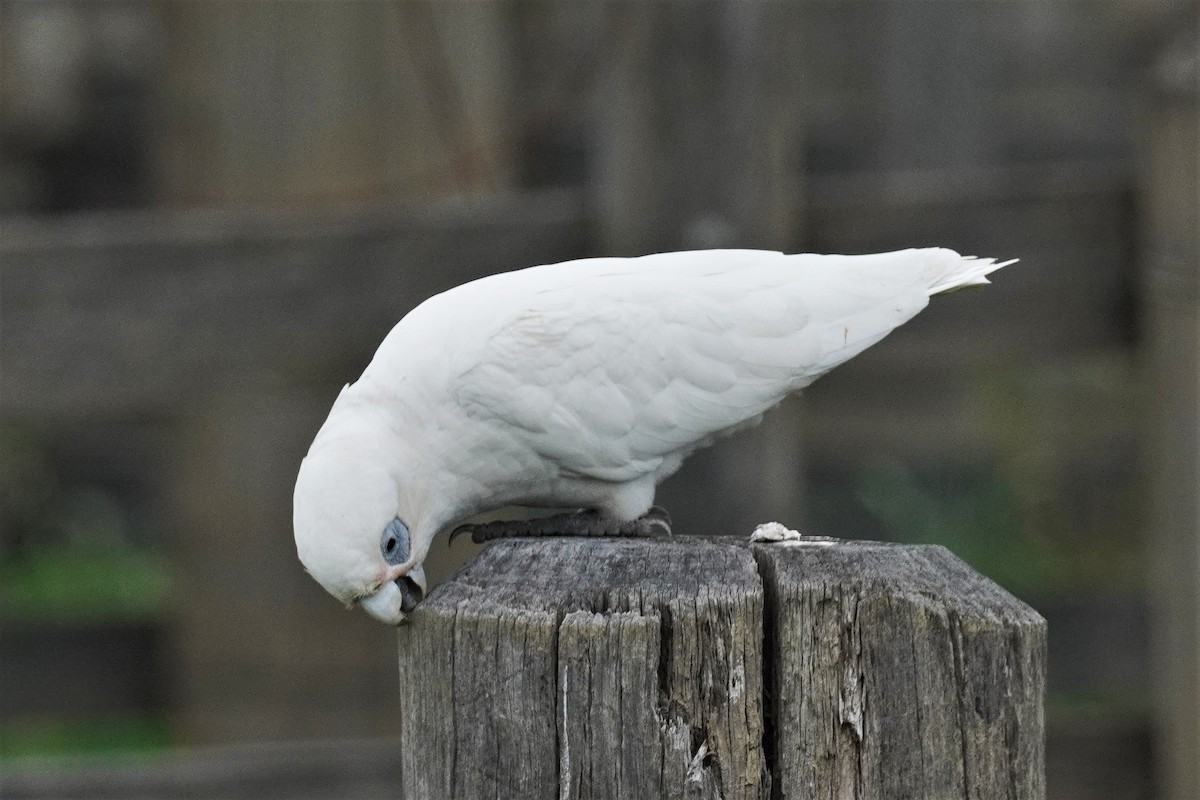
397;538;1045;799
1143;26;1200;800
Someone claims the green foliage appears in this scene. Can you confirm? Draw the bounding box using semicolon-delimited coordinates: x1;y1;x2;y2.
0;716;171;763
1047;688;1151;723
0;426;170;621
855;464;1055;597
974;356;1145;593
855;459;1147;598
854;353;1148;599
0;537;170;622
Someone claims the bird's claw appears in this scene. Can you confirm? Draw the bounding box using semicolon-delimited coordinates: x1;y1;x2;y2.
448;524;481;547
448;506;673;546
620;505;672;537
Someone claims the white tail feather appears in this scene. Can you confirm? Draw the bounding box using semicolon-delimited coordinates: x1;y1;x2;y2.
927;252;1017;296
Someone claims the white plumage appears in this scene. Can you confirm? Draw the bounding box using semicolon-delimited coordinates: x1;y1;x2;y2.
293;247;1011;624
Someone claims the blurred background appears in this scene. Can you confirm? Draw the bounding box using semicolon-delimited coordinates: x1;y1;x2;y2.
0;1;1196;798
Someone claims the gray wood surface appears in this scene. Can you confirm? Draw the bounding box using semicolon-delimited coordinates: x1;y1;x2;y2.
752;541;1045;800
398;537;1044;799
398;538;767;800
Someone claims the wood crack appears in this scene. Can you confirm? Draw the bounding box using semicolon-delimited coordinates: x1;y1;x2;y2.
399;538;1043;800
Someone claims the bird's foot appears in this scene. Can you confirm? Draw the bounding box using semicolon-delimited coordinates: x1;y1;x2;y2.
449;506;672;546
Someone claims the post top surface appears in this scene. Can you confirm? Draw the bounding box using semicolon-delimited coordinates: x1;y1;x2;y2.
748;537;1044;627
422;536;1043;628
427;537;762;617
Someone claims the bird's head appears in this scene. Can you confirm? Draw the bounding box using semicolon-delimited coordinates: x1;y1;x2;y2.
293;437;427;625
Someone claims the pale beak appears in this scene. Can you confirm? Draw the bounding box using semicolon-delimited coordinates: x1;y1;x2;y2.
359;566;426;625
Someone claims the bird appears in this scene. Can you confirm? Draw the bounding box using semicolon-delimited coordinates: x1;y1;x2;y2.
293;247;1013;624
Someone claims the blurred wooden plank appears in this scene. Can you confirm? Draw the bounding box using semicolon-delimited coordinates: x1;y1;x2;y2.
590;0;805;255
0;189;586;419
800;160;1134;470
157;1;516;204
1143;27;1200;800
162;388;467;745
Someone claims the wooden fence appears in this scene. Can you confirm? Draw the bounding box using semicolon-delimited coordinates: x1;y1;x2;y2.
0;189;586;419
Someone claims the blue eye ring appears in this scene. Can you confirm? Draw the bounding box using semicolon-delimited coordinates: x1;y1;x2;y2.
381;518;410;565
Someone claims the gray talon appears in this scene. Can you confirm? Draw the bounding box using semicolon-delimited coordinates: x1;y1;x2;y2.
448;524;477;546
622;507;672;537
645;517;672;536
645;505;672;528
445;507;674;543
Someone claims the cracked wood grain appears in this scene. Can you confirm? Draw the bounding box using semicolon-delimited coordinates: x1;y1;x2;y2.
750;540;1045;800
397;538;1044;800
397;538;766;800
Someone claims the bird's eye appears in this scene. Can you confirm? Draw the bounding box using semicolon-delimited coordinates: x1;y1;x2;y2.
381;517;410;565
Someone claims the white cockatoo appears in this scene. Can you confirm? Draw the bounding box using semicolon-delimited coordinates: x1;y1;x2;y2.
293;248;1012;624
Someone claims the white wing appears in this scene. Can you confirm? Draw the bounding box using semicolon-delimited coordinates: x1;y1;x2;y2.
398;247;1007;484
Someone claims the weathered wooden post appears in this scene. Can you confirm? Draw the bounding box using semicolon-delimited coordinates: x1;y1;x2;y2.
1143;25;1200;800
397;537;1045;799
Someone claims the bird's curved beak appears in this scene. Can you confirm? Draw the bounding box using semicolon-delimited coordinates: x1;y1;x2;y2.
359;566;426;625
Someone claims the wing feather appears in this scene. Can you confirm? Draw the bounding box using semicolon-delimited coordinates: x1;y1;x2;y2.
366;248;1000;485
445;249;945;482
